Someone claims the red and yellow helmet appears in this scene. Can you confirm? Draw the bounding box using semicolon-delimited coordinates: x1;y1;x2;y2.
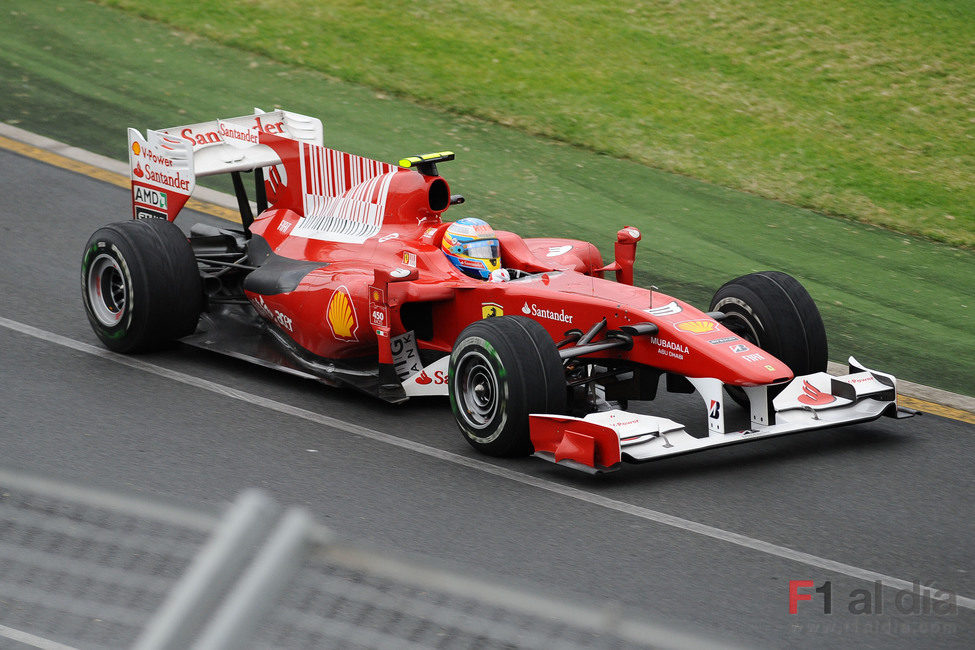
441;218;501;280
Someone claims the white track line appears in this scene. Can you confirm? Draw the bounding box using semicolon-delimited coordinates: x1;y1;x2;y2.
0;624;78;650
2;315;973;612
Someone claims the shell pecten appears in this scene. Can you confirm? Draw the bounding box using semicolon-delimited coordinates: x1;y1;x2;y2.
327;286;358;340
674;319;718;334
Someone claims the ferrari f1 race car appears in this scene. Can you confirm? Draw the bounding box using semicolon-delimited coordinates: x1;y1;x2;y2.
81;109;915;473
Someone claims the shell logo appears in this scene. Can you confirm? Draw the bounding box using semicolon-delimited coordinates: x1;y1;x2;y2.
132;142;141;156
326;286;358;341
675;319;718;334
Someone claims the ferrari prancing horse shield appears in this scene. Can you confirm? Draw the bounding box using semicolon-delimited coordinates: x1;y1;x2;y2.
481;302;503;318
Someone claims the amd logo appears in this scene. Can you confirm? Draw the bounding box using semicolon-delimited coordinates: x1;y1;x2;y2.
134;186;168;209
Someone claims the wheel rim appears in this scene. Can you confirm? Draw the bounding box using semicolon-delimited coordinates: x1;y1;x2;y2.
454;348;500;434
712;298;761;346
87;254;127;327
712;299;762;405
722;312;759;345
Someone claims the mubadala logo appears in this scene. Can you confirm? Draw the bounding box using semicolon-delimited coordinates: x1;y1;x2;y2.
133;186;168;209
522;302;574;324
649;336;689;354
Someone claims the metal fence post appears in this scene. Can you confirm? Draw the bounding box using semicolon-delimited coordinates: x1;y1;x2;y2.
133;489;278;650
193;507;312;650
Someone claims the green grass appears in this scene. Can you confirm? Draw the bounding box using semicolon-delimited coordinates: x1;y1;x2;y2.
94;0;975;249
1;0;972;396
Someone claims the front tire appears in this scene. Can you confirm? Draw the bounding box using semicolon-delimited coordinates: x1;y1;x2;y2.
81;219;203;353
710;271;828;404
449;316;566;457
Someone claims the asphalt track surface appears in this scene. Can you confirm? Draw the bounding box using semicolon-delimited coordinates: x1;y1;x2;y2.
0;145;973;649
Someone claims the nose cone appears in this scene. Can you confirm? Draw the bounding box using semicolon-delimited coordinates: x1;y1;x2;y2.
619;296;796;386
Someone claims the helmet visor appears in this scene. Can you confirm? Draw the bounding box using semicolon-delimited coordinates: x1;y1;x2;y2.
457;239;500;260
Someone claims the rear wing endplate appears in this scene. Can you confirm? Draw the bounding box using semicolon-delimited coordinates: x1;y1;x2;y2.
127;108;323;221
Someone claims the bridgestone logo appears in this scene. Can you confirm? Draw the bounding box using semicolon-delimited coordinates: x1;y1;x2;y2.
522;302;573;324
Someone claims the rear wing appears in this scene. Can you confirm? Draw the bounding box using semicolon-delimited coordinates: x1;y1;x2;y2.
127;108;323;221
127;108;450;243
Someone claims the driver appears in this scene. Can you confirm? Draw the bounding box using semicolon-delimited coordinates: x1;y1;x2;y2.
441;218;509;282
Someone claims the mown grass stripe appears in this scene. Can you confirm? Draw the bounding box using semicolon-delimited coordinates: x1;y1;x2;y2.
95;0;975;248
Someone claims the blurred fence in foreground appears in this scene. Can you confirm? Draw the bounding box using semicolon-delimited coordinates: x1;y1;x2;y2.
0;469;718;649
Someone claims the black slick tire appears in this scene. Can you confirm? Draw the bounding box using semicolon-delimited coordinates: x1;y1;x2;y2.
709;271;828;404
81;219;203;353
448;316;566;457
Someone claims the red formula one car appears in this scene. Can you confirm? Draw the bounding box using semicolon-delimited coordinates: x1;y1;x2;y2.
81;109;915;473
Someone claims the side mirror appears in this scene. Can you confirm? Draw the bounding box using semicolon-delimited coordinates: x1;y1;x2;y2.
596;227;642;285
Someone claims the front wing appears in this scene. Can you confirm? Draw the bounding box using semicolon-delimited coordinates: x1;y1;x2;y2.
529;358;917;473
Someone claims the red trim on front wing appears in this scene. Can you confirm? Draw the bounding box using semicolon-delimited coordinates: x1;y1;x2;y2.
529;415;621;469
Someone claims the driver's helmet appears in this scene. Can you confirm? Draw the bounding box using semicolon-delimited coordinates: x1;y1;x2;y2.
441;218;502;280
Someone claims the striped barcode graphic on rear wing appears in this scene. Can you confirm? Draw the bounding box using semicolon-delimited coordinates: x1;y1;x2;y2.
291;143;398;243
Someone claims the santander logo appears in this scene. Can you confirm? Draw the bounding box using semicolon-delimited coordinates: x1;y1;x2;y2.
797;380;836;406
521;302;574;324
414;370;447;385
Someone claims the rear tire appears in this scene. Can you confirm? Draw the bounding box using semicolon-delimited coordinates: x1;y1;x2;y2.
710;271;828;405
449;316;566;457
81;219;203;353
